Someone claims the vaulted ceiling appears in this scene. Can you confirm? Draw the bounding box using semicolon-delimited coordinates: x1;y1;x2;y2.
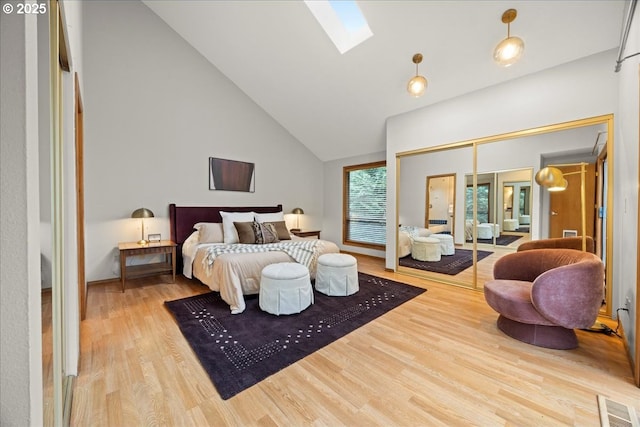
142;1;626;161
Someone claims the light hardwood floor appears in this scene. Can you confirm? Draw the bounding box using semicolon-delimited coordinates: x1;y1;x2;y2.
71;254;639;426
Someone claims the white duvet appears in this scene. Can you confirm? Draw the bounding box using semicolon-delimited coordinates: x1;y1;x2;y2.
183;234;339;314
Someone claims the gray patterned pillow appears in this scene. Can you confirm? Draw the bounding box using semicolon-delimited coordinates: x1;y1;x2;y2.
252;221;280;244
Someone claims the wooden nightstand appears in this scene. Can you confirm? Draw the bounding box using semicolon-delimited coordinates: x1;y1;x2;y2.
291;230;321;239
118;240;176;292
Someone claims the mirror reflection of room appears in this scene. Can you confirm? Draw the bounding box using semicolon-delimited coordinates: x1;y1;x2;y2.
425;174;455;236
397;117;613;311
398;145;475;288
464;169;532;248
502;180;531;234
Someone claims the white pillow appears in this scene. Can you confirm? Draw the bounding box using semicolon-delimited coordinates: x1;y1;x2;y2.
181;231;201;279
220;211;255;243
193;222;224;244
254;211;284;223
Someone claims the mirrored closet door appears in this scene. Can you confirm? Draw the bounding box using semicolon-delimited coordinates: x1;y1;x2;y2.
396;114;614;316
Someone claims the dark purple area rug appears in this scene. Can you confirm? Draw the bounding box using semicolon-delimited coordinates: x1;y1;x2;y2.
466;234;522;246
165;273;425;400
399;248;493;275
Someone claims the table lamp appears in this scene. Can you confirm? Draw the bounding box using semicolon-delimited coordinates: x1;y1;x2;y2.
291;207;304;232
131;207;154;245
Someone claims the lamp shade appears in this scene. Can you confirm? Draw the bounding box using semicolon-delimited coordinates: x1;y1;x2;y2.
131;207;154;219
407;75;428;97
291;207;304;215
548;178;568;192
535;167;565;189
493;36;525;67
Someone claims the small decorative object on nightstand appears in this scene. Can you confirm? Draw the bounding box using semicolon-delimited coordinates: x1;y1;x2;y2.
291;230;321;239
118;240;176;292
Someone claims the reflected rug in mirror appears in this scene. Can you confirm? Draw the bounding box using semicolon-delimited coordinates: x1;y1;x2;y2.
165;273;425;400
466;235;522;246
399;248;493;275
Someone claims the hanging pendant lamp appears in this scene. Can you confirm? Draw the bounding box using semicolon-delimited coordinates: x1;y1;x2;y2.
407;53;428;97
494;9;525;67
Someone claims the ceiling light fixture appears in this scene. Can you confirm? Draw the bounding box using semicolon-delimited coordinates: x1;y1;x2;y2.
493;8;524;67
407;53;428;97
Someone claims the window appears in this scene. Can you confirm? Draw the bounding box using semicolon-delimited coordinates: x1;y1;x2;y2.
465;183;490;224
343;161;386;248
304;0;373;54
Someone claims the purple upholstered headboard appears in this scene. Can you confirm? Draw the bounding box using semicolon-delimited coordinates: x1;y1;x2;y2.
169;203;283;273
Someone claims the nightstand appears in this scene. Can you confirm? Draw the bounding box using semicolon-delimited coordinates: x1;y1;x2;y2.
118;240;176;292
291;230;321;239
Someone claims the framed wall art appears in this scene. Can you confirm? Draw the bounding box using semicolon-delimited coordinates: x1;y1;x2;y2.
209;157;255;192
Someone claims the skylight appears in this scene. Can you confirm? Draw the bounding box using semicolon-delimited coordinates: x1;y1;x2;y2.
304;0;373;54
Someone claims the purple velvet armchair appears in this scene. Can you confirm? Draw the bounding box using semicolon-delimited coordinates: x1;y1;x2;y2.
484;249;604;349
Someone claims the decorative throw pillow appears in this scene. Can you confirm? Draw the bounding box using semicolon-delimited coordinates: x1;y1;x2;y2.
252;221;280;244
266;221;291;240
220;211;255;244
194;222;224;243
254;211;284;223
234;221;257;244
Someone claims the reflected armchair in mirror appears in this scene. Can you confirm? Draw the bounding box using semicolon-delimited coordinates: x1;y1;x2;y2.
517;236;595;254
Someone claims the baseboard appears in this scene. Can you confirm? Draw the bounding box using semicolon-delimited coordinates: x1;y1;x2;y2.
340;250;384;260
63;375;75;427
617;320;639;387
87;278;120;287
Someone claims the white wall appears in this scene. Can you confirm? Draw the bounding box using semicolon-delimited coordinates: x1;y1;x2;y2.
0;11;42;426
83;1;323;281
323;151;386;258
615;4;639;365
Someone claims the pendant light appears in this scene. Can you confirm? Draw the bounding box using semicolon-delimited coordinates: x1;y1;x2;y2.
407;53;428;97
493;9;525;67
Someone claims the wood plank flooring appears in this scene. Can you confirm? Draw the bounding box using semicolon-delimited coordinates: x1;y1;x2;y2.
70;254;639;426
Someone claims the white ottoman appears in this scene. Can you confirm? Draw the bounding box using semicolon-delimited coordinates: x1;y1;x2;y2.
519;215;530;225
503;219;519;231
430;233;455;255
260;263;313;315
476;224;493;239
485;223;500;237
411;236;441;262
316;253;359;296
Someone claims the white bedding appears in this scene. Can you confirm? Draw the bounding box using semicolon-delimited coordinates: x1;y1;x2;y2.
184;235;340;314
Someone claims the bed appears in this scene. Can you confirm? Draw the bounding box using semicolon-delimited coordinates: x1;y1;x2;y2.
169;203;340;314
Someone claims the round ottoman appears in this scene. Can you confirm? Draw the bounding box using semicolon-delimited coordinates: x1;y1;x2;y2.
260;263;313;315
315;253;359;296
503;219;519;231
411;236;441;262
476;224;493;239
430;233;455;255
481;223;500;237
